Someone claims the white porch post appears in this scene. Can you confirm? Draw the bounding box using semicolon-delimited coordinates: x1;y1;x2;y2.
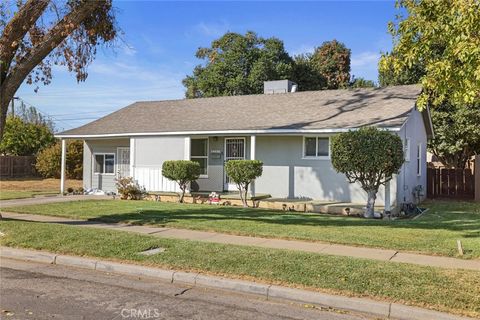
184;137;191;193
60;139;66;194
130;138;135;179
184;137;191;160
250;135;256;197
384;179;391;212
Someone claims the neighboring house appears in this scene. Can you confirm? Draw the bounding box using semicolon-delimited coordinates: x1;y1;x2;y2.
56;81;433;208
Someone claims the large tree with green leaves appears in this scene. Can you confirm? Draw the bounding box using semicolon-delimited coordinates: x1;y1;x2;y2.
291;53;326;91
378;0;480;169
379;0;480;108
378;53;423;87
183;31;293;98
0;116;54;156
350;76;376;88
0;0;118;140
379;52;479;168
310;40;351;89
428;103;480;169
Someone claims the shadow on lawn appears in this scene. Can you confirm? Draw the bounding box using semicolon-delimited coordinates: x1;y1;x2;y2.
86;204;480;237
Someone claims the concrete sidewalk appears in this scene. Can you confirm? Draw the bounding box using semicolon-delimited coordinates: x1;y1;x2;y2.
2;211;479;271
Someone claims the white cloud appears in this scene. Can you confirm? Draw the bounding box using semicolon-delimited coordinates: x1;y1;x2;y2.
122;45;137;56
140;34;164;54
192;21;230;37
350;51;382;82
351;51;380;67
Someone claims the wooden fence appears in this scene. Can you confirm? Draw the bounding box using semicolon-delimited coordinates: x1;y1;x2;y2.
0;156;37;178
427;167;475;199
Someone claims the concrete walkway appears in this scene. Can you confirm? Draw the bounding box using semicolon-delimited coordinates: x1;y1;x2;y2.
2;211;479;271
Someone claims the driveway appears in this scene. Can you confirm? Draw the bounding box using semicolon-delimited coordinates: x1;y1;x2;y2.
0;194;112;208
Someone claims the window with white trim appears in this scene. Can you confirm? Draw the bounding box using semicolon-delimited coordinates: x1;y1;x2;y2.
303;137;330;158
416;143;422;176
191;138;208;176
94;154;115;174
404;138;410;161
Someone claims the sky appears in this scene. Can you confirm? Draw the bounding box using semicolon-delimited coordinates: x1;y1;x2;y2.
15;1;398;132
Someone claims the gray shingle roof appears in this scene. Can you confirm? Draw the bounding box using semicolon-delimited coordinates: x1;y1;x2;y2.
58;85;421;137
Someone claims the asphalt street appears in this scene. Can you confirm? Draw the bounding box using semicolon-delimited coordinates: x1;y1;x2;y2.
0;258;373;320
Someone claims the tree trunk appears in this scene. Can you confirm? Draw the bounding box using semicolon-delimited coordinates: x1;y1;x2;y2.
236;184;248;208
0;98;9;140
179;186;185;203
365;190;377;218
242;188;249;208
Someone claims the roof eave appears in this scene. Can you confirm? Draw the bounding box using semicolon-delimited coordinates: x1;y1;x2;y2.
55;127;403;139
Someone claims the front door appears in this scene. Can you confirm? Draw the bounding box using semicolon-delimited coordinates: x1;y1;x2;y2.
117;147;130;178
224;138;245;190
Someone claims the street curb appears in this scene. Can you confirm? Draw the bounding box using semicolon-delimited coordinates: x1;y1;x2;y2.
0;246;473;320
1;246;56;264
267;285;390;317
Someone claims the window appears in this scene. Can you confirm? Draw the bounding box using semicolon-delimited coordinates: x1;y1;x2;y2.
416;143;422;176
303;137;330;158
404;138;410;161
94;154;115;174
191;138;208;176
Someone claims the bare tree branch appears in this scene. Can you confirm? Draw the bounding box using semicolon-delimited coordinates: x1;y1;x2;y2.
0;0;104;139
0;0;49;81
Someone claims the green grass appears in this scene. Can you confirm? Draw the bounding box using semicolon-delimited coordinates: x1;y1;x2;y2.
0;190;57;200
5;199;480;258
0;219;478;317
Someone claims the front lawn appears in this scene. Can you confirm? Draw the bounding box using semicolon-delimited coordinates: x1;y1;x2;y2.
0;219;478;317
0;190;58;200
6;199;480;258
0;178;82;200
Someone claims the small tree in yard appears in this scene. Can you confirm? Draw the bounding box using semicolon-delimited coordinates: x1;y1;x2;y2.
225;160;263;207
162;160;201;203
331;127;404;218
36;140;83;179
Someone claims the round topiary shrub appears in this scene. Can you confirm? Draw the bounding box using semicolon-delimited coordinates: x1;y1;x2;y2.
331;126;404;218
225;160;263;207
162;160;201;203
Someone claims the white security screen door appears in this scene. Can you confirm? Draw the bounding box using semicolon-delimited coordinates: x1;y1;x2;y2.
224;138;245;190
117;147;130;178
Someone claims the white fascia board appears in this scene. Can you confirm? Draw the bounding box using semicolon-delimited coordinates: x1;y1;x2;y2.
55;127;401;139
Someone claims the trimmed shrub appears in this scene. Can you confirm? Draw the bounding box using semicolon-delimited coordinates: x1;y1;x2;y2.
162;160;201;203
225;160;263;207
35;140;83;179
331;127;404;218
115;177;145;200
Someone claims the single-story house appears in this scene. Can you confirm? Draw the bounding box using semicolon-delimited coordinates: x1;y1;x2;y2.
56;81;433;209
